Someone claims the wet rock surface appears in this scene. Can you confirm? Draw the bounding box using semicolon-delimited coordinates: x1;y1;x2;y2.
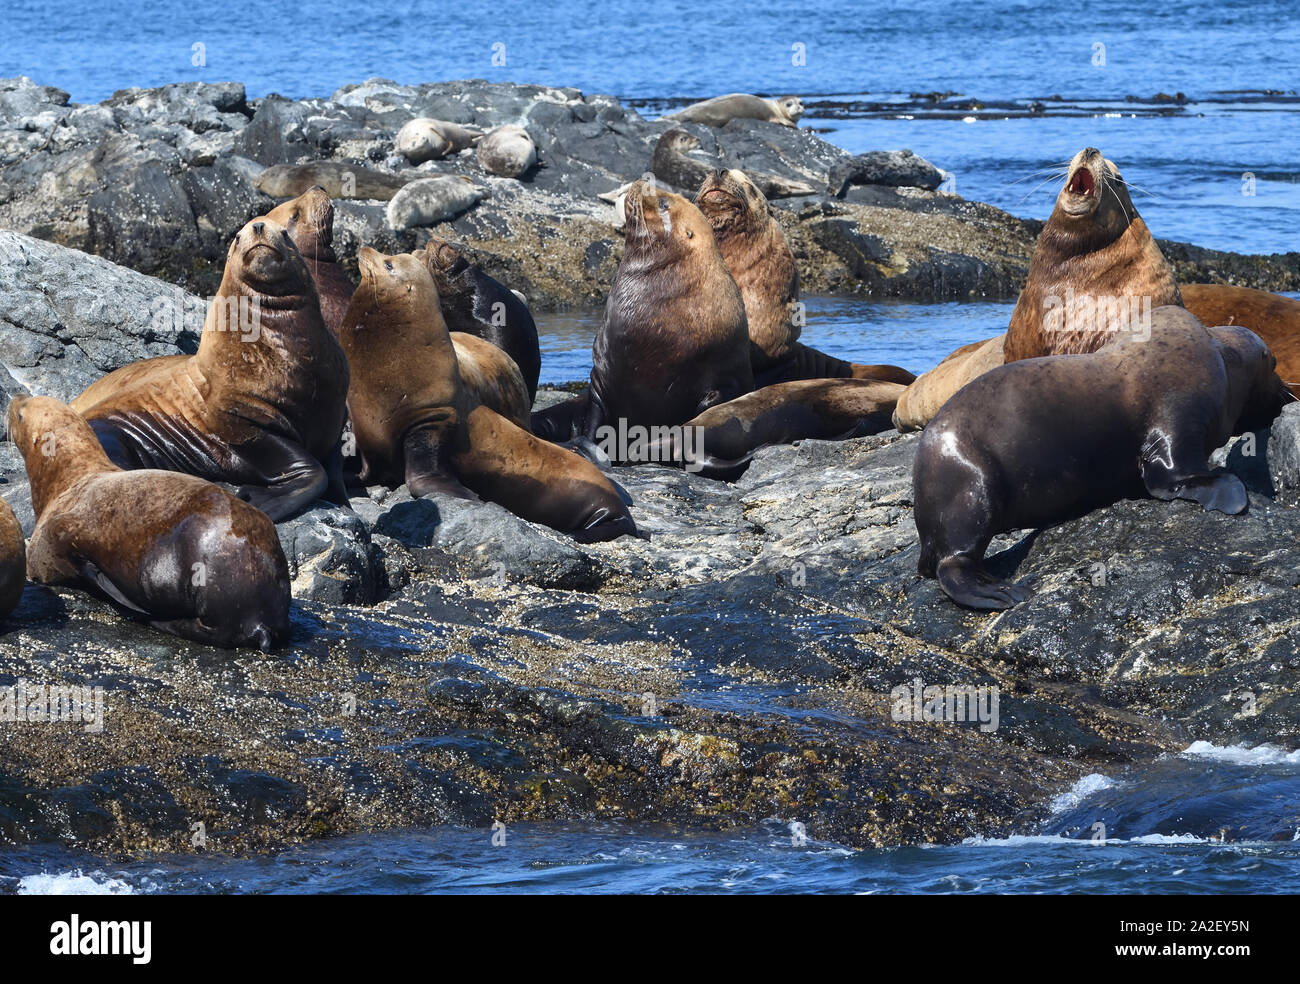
1;75;1296;307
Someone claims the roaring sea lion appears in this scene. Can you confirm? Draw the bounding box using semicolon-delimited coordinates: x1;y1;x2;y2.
415;237;542;401
1003;147;1182;362
256;162;413;201
663;378;905;480
695;169;915;388
339;248;637;542
666;94;804;128
1182;284;1300;395
10;395;291;650
0;497;25;619
72;217;351;522
894;147;1183;431
913;308;1288;610
650;129;816;200
531;181;754;445
395;118;484;164
265;186;353;335
477;124;538;178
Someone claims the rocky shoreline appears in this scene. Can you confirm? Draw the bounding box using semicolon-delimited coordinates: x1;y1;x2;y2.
2;76;1297;311
1;78;1299;857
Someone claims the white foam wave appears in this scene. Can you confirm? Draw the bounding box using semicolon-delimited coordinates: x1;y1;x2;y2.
1048;773;1116;815
17;869;135;895
1181;741;1300;766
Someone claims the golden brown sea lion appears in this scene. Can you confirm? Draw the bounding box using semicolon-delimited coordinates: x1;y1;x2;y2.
72;217;351;522
0;497;25;619
10;395;291;650
914;309;1287;609
892;334;1006;431
264;186;354;336
448;332;530;430
1182;284;1300;395
339;248;638;542
695;168;915;388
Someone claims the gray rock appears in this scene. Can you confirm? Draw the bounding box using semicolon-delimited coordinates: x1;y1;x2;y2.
276;503;378;604
1266;403;1300;495
828;149;947;196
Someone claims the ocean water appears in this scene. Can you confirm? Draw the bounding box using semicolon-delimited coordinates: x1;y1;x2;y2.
2;2;1298;893
3;743;1299;894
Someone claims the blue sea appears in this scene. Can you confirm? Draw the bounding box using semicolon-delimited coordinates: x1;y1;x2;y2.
2;1;1299;893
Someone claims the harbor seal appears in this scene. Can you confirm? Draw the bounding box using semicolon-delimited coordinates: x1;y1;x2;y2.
1182;284;1300;395
256;161;413;201
339;247;637;542
666;93;804;128
395;118;483;164
695;168;915;387
913;308;1288;610
476;124;538;178
415;236;542;401
386;176;487;230
0;497;24;619
10;395;291;650
72;217;351;522
531;181;754;445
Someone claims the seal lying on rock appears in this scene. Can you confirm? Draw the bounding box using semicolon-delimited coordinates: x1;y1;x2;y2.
0;498;25;619
339;248;637;542
531;181;754;444
1182;284;1300;396
895;147;1183;431
386;176;487;230
72;217;351;522
395;118;484;164
415;236;542;401
913;308;1288;610
255;161;413;201
476;124;538;178
666;93;804;128
11;395;291;650
696;168;915;388
893;334;1005;431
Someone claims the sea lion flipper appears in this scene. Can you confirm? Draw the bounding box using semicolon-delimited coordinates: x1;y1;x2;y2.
1174;474;1249;515
75;559;150;615
403;426;479;501
935;556;1033;611
1139;431;1248;514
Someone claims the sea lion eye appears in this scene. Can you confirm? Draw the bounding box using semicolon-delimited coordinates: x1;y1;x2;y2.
384;260;394;272
685;230;693;238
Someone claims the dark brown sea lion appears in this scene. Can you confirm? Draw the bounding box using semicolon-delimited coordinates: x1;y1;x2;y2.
1182;284;1300;395
1003;147;1182;362
72;217;351;522
532;181;754;446
10;395;291;650
265;185;353;336
0;497;24;619
658;378;905;480
339;248;637;542
695;169;915;388
913;308;1288;610
415;237;542;401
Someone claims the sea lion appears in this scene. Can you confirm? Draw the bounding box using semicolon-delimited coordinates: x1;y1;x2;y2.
477;124;538;179
449;331;531;430
0;497;25;619
72;217;351;522
1182;284;1300;395
894;147;1183;431
695;169;915;388
892;334;1006;431
666;94;804;128
1003;147;1182;362
531;181;754;446
395;118;484;164
256;162;413;201
10;395;291;650
650;129;816;200
415;237;542;401
660;378;905;480
913;308;1288;610
339;248;637;542
265;186;353;335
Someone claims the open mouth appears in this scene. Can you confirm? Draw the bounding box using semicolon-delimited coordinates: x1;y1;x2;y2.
1066;168;1096;196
